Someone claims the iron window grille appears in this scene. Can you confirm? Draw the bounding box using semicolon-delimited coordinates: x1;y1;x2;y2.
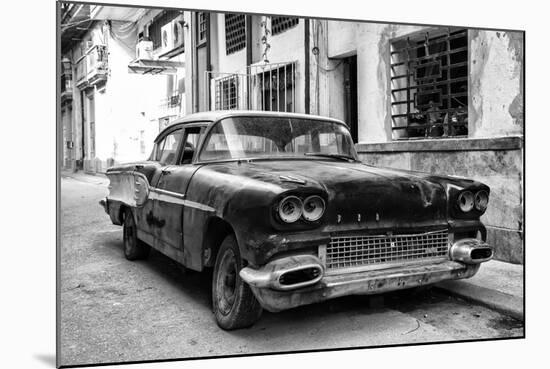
255;62;296;112
215;75;239;110
271;17;299;35
225;14;246;55
390;28;468;139
148;10;181;50
169;94;181;108
207;62;296;111
197;12;207;45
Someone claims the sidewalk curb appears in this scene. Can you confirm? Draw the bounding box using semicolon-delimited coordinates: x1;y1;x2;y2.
435;280;524;321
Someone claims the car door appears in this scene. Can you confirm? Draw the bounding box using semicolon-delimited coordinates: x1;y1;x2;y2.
133;128;182;243
153;125;206;256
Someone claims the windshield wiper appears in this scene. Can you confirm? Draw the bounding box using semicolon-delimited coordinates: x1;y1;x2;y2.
304;152;358;162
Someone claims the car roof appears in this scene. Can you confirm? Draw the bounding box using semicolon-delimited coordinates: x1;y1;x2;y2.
168;110;346;126
154;110;349;143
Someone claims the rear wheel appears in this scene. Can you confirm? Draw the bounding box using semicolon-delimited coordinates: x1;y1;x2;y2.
212;235;262;330
123;209;150;260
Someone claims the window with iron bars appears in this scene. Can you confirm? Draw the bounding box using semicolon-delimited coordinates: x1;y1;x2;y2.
215;75;239;110
256;63;296;112
197;12;207;45
225;14;246;55
271;16;299;35
148;10;182;50
390;28;468;139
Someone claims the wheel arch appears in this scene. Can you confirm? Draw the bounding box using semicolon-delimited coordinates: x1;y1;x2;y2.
202;216;236;268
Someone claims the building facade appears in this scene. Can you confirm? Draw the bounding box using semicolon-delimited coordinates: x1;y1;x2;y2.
60;4;524;264
60;4;186;173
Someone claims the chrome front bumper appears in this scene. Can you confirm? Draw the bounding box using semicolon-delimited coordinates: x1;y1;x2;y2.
243;260;479;312
240;238;491;312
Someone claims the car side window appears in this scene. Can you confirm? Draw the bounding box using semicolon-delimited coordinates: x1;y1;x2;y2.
180;126;204;164
156;129;183;165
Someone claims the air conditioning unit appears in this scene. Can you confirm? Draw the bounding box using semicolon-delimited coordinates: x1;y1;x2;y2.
136;40;153;60
172;19;184;49
160;19;184;54
160;22;173;54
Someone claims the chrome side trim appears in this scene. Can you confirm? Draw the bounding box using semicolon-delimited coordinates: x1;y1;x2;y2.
106;170;216;213
149;187;215;212
148;188;186;205
183;199;216;213
150;187;186;199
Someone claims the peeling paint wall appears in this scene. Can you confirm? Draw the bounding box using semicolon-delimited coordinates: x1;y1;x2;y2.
469;30;524;137
325;24;524;142
355;24;424;143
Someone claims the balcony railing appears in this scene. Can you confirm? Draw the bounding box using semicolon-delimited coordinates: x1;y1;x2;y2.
75;44;108;88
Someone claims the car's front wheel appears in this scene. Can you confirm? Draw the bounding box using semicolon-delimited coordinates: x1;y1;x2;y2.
123;208;150;260
212;234;262;330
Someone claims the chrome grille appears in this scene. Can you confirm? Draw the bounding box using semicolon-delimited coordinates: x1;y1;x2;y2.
325;229;449;270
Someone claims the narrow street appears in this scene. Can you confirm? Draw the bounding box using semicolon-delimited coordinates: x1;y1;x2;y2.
59;174;523;367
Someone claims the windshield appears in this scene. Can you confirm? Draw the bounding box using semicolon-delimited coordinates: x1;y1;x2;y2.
199;116;358;162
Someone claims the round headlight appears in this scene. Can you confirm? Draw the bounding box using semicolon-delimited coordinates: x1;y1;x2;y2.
278;196;303;223
302;195;325;221
475;190;489;211
457;191;474;212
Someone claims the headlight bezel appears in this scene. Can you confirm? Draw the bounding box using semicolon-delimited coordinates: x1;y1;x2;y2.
274;193;327;224
302;195;326;222
455;189;490;215
277;195;304;223
474;190;489;212
457;190;475;213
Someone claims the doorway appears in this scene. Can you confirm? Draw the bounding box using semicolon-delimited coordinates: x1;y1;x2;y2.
343;55;358;143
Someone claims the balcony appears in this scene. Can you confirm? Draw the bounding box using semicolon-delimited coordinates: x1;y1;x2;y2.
75;44;108;89
61;58;73;103
61;73;73;103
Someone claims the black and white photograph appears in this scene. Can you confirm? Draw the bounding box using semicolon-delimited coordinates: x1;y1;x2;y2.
3;0;542;367
54;0;528;367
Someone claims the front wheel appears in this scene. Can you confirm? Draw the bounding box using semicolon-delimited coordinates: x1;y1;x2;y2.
123;208;150;260
212;235;262;330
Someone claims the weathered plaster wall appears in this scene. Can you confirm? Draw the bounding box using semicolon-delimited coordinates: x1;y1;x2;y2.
214;13;247;75
355;24;424;143
337;25;524;143
469;30;524;138
327;20;357;58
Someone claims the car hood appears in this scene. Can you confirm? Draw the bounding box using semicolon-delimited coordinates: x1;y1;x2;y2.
204;159;450;229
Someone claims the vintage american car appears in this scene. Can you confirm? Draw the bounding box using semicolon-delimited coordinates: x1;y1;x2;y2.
100;110;493;330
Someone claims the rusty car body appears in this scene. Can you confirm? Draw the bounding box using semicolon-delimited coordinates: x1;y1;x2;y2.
101;110;493;329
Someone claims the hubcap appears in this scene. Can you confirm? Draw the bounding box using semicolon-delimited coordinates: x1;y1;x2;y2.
216;249;238;316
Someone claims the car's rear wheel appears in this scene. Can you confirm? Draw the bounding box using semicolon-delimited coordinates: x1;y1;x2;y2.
212;234;262;330
123;208;150;260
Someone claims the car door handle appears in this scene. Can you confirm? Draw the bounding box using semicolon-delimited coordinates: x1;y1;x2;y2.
161;169;172;175
134;164;144;170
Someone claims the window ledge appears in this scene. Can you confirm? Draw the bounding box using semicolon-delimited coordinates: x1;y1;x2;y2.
356;136;523;153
